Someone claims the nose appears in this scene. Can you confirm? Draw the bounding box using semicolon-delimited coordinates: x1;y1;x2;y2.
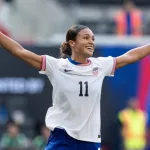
88;38;94;44
88;39;94;47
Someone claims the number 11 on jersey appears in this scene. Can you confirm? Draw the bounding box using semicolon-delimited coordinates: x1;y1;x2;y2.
79;81;89;97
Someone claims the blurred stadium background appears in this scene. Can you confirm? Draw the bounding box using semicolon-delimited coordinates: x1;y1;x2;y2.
0;0;150;150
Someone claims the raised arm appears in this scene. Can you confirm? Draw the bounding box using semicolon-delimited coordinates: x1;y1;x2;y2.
0;32;42;70
116;44;150;69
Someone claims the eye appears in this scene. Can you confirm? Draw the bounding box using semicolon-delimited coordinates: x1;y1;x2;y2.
83;37;88;40
92;36;95;41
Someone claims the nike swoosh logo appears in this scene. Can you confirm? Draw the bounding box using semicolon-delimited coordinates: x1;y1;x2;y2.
64;69;72;72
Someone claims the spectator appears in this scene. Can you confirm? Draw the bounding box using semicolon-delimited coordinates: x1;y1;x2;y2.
114;0;144;36
33;125;50;150
0;122;30;150
118;97;147;150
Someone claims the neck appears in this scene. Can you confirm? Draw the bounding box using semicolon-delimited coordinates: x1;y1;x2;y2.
71;54;88;64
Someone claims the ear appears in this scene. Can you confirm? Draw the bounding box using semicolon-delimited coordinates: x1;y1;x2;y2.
69;40;75;47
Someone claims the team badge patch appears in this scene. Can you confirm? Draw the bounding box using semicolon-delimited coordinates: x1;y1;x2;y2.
92;67;98;76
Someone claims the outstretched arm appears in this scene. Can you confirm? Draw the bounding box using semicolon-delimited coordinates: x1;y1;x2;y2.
0;32;42;70
116;44;150;69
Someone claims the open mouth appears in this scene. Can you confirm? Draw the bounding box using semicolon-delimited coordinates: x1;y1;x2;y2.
86;47;93;51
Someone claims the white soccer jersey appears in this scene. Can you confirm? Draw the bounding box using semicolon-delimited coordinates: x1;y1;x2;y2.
39;55;116;143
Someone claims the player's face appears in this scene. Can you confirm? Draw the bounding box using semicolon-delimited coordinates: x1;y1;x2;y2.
73;28;95;58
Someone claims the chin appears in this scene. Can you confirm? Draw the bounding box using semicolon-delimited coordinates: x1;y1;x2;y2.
86;52;93;57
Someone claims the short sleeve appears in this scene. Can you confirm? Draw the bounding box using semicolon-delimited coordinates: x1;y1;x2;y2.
39;55;57;76
98;56;116;76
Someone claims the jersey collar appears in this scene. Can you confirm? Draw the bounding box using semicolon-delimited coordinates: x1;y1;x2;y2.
68;58;83;65
68;58;91;66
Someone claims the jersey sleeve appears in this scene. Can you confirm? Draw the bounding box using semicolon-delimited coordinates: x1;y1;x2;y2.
39;55;57;76
98;56;116;76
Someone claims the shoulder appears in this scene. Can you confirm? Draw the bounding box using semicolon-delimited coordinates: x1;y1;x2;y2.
90;56;114;64
45;55;66;63
96;56;113;61
44;55;67;68
118;108;129;117
44;55;59;61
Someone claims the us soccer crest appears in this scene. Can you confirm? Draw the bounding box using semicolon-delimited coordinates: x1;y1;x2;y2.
92;67;98;76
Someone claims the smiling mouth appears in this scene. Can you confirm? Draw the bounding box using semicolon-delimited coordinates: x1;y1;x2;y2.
86;47;94;51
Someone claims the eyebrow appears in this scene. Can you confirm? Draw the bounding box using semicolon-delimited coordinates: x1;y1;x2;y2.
83;34;95;38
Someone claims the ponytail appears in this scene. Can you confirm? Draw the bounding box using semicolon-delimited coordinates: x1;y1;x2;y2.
60;42;72;58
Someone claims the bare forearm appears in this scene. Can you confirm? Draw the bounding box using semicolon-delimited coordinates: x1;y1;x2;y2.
116;44;150;69
0;32;23;56
0;32;42;70
126;44;150;63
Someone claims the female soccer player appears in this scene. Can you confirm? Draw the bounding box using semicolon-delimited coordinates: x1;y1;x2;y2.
0;25;150;150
